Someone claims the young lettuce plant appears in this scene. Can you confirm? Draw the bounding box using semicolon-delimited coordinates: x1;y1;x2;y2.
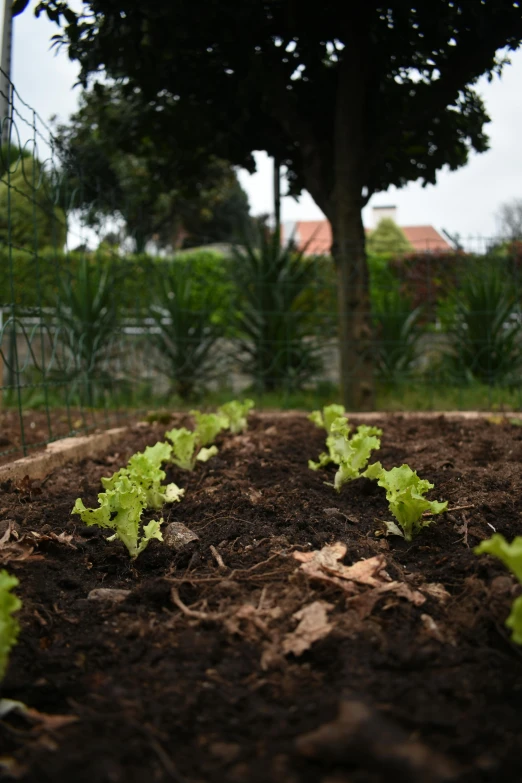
101;442;184;510
332;427;382;492
365;463;447;541
474;535;522;644
217;399;255;434
72;475;163;559
165;427;218;471
308;404;346;435
309;417;382;472
190;410;229;446
0;571;21;682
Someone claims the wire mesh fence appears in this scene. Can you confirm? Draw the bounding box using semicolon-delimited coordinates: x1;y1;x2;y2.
2;69;522;463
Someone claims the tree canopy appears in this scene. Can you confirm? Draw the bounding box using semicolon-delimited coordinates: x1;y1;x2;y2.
54;83;251;252
367;219;412;255
30;0;522;406
0;148;67;250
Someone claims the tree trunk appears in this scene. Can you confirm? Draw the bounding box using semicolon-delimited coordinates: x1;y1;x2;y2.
331;21;375;411
332;206;374;410
273;156;281;238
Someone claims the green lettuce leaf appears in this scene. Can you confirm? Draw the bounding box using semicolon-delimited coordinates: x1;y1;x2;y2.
191;410;228;446
217;399;255;434
370;464;447;541
333;430;382;491
308;404;346;434
72;475;163;558
309;418;382;472
0;571;21;682
165;427;218;470
101;445;183;510
475;535;522;644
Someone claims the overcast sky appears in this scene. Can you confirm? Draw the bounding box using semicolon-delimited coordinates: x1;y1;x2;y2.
7;1;522;240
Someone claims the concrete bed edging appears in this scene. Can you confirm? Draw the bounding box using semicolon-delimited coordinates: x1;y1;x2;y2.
0;428;128;483
0;410;509;483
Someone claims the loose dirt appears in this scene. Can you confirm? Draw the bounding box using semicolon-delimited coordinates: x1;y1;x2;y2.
1;412;522;782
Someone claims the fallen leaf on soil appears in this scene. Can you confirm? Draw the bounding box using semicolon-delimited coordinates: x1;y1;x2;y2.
422;583;451;602
0;524;42;562
296;698;458;782
282;601;334;656
294;543;390;590
29;530;77;549
346;581;426;619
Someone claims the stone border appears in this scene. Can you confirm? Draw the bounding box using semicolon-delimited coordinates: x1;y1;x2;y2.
0;427;128;483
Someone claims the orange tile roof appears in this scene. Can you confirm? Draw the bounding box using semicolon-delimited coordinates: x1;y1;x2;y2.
283;221;452;255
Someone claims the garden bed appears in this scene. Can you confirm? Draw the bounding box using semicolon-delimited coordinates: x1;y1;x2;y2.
1;412;522;782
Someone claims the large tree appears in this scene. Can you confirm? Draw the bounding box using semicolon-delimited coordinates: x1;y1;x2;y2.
54;83;251;252
29;0;522;407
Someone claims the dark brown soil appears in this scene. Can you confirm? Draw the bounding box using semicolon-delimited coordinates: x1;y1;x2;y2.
1;412;522;783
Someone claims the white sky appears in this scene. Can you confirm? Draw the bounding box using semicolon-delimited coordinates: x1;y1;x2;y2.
7;1;522;241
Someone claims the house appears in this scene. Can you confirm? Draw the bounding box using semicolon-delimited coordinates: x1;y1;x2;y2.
282;206;452;255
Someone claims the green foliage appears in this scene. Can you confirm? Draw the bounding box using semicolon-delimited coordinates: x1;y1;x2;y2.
149;260;225;400
72;475;163;558
332;426;382;492
366;219;412;255
308;404;346;434
191;411;228;446
217;399;255;434
309;417;382;487
165;427;218;470
373;290;425;383
444;262;522;385
0;571;21;682
365;463;447;540
53;83;251;252
0;155;67;251
475;534;522;644
53;256;119;405
230;230;322;391
101;442;184;510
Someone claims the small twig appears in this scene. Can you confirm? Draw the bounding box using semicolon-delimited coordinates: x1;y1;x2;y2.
257;586;267;611
170;588;224;621
446;503;475;513
210;545;227;571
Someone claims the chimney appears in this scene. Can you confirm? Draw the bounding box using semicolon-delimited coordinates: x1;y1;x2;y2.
372;205;397;227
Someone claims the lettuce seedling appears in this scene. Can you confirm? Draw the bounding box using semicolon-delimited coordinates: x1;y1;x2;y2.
217;399;255;434
333;428;382;492
0;571;21;682
475;534;522;644
309;418;382;472
308;404;346;434
72;475;163;558
101;442;183;510
165;427;218;470
365;463;447;540
190;410;228;446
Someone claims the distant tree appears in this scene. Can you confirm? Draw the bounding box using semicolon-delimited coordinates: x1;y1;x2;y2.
496;199;522;240
367;218;412;255
0;154;67;250
53;84;251;252
30;1;522;407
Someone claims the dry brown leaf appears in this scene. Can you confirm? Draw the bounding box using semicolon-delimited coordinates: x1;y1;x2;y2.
29;531;77;549
294;543;389;592
347;581;426;619
0;525;40;562
282;601;334;656
422;583;451;602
